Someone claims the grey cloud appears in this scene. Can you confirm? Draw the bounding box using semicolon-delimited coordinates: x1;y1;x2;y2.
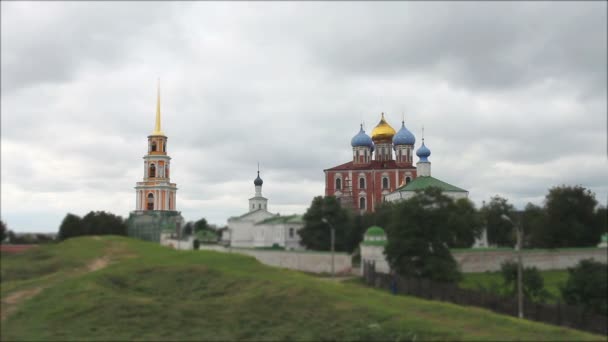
1;2;606;232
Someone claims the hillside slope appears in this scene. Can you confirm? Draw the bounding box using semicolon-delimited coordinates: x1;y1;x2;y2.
1;236;603;341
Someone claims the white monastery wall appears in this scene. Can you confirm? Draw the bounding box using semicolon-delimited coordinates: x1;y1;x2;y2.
361;245;608;274
198;245;352;274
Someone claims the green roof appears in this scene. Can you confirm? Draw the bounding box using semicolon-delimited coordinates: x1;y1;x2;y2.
365;226;386;236
255;214;304;225
395;176;467;193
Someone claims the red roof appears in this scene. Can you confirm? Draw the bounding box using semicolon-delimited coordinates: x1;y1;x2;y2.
324;160;416;171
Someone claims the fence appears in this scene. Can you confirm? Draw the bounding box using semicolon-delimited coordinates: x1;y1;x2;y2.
362;261;607;336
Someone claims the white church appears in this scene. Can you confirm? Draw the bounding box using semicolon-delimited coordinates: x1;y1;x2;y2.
222;169;304;250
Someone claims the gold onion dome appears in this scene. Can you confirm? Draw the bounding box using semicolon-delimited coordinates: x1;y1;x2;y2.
371;113;396;142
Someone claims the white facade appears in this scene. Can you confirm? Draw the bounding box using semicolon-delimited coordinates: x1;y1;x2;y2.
227;172;304;250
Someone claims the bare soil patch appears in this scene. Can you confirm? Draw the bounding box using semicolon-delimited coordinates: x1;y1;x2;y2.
1;287;42;321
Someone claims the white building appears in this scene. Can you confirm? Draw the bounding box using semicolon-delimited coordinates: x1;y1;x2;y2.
225;170;304;250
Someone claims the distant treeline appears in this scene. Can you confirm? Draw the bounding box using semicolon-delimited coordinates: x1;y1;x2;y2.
57;211;127;240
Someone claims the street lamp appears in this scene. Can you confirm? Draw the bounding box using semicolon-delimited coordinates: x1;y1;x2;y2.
321;218;335;278
501;214;523;319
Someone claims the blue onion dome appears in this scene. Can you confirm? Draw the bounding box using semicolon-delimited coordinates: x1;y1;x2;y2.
351;124;374;149
254;171;263;186
416;140;431;162
393;121;416;146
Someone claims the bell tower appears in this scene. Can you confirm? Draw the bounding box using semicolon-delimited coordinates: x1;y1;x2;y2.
134;81;178;211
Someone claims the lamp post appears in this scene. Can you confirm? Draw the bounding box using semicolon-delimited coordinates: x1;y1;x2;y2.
321;218;335;278
501;214;523;319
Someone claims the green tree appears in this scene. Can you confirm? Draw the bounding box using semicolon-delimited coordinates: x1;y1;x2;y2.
81;211;127;236
500;261;549;303
561;259;607;315
58;213;83;240
481;196;516;247
194;218;209;233
0;220;7;242
384;187;481;283
541;185;600;248
299;196;354;252
523;203;547;248
183;222;194;236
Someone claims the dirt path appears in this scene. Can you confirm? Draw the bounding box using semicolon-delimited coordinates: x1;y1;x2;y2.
1;288;42;321
1;254;112;322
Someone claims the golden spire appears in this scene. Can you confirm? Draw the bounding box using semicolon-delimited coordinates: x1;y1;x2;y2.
152;79;164;136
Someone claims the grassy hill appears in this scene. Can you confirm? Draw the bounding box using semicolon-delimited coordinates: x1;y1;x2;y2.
1;236;603;341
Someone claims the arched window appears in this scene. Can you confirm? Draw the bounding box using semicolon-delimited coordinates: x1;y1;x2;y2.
406;176;411;184
149;164;156;178
359;177;365;189
163;142;166;152
336;178;342;190
147;193;154;210
252;204;255;209
289;228;294;238
359;197;366;210
382;177;389;189
151;141;157;152
258;204;261;209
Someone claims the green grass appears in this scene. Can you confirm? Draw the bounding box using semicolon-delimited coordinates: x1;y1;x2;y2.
459;270;570;302
1;236;603;341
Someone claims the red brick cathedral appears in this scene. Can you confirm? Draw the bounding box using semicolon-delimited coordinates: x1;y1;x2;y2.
324;113;417;213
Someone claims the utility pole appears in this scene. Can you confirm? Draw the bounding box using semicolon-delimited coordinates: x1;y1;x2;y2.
322;218;336;278
502;214;524;319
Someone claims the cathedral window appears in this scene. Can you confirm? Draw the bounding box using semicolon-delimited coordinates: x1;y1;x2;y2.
163;142;166;152
359;177;365;189
289;228;294;238
382;177;389;189
149;164;156;178
258;204;261;209
151;141;157;152
336;178;342;190
359;197;366;210
147;193;154;210
406;176;411;184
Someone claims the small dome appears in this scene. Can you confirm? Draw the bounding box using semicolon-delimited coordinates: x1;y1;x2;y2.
393;121;416;146
351;124;374;149
254;171;263;186
365;226;386;237
371;113;396;142
416;141;431;162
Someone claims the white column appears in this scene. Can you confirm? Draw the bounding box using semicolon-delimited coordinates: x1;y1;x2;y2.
165;190;169;210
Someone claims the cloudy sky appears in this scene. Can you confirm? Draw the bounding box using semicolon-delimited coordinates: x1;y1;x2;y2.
2;1;606;233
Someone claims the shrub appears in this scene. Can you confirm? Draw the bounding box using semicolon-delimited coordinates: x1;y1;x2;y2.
561;259;607;315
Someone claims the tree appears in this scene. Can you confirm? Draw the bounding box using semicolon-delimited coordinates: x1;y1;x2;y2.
57;211;127;240
183;222;194;236
541;185;600;248
194;218;209;233
561;259;607;315
0;220;7;242
383;187;481;283
480;196;516;247
299;196;355;252
81;211;127;236
500;261;549;303
523;203;547;248
58;213;83;240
